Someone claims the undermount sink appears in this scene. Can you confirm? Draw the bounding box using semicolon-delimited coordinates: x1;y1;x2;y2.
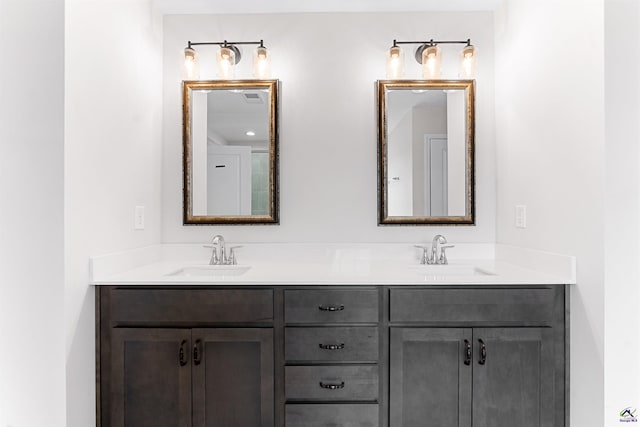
409;264;494;276
166;265;252;277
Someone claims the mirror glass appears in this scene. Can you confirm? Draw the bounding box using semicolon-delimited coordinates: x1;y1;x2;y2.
377;80;475;225
183;80;279;224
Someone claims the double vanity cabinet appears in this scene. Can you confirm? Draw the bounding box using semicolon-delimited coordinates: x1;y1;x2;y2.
96;284;568;427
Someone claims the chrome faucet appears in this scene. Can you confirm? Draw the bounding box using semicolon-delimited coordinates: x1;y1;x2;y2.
205;234;241;265
415;234;455;265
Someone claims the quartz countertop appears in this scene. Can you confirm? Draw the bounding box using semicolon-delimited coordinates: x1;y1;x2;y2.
90;243;576;286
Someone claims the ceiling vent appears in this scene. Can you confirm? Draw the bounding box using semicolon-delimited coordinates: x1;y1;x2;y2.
242;92;264;104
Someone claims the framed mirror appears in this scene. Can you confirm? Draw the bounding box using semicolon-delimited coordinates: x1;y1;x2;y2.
183;80;279;224
377;80;475;225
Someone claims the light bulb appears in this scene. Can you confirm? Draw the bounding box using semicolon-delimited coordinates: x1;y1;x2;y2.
217;46;236;79
253;46;271;79
421;45;441;79
459;45;477;78
184;47;199;80
386;46;404;79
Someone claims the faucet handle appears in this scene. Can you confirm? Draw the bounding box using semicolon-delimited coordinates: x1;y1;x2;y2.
227;246;243;265
414;245;430;264
439;245;455;265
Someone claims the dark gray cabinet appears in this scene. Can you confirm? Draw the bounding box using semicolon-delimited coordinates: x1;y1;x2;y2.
110;328;192;427
388;286;566;427
192;328;273;427
97;285;566;427
390;327;555;427
283;287;380;427
109;327;272;427
98;287;274;427
390;328;472;427
471;328;554;427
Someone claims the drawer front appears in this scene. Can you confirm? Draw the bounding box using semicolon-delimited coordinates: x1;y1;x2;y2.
109;288;273;324
390;288;555;323
285;289;379;323
285;365;379;401
285;404;378;427
285;327;379;362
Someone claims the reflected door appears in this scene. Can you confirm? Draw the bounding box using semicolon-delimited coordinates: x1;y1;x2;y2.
207;145;251;216
424;134;448;216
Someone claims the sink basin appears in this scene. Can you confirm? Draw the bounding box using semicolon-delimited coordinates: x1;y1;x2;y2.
410;264;493;276
166;265;252;277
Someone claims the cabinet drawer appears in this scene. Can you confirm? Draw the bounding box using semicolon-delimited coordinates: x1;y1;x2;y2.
285;289;378;323
285;404;378;427
285;327;379;362
390;288;555;323
109;288;273;324
285;365;379;401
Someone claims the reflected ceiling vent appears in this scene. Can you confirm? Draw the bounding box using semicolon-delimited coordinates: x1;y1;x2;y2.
242;92;264;104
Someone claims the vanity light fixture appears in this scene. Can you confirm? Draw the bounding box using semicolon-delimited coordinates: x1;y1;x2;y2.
386;39;476;79
253;46;270;80
183;39;271;80
386;45;405;79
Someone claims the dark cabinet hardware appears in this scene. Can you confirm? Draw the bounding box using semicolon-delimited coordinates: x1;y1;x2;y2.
179;340;188;366
318;343;345;350
464;339;472;366
193;339;202;365
319;381;345;390
318;304;345;312
478;339;486;365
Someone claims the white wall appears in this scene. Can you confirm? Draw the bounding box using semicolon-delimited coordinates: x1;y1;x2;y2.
604;0;640;424
387;111;413;216
162;12;496;243
494;1;605;426
65;1;164;426
0;1;66;426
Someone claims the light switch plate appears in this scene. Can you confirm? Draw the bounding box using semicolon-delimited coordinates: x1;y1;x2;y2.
134;205;145;230
515;205;527;228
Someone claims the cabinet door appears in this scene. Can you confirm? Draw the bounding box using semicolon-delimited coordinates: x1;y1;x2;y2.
390;328;472;427
110;328;192;427
472;328;554;427
192;328;274;427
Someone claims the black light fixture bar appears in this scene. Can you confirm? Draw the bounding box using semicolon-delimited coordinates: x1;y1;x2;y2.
392;38;472;47
187;39;265;48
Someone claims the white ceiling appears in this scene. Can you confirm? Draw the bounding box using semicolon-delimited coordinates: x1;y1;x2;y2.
153;0;502;15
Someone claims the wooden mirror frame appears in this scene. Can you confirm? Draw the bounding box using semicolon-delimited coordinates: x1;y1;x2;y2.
377;80;475;225
182;79;279;225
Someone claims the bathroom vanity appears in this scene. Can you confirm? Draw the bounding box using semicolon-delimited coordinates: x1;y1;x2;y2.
94;250;569;427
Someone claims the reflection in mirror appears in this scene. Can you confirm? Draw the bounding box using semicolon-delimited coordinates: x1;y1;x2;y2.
377;80;474;225
183;80;279;224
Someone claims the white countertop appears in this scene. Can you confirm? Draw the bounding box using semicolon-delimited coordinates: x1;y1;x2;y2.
90;243;576;286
